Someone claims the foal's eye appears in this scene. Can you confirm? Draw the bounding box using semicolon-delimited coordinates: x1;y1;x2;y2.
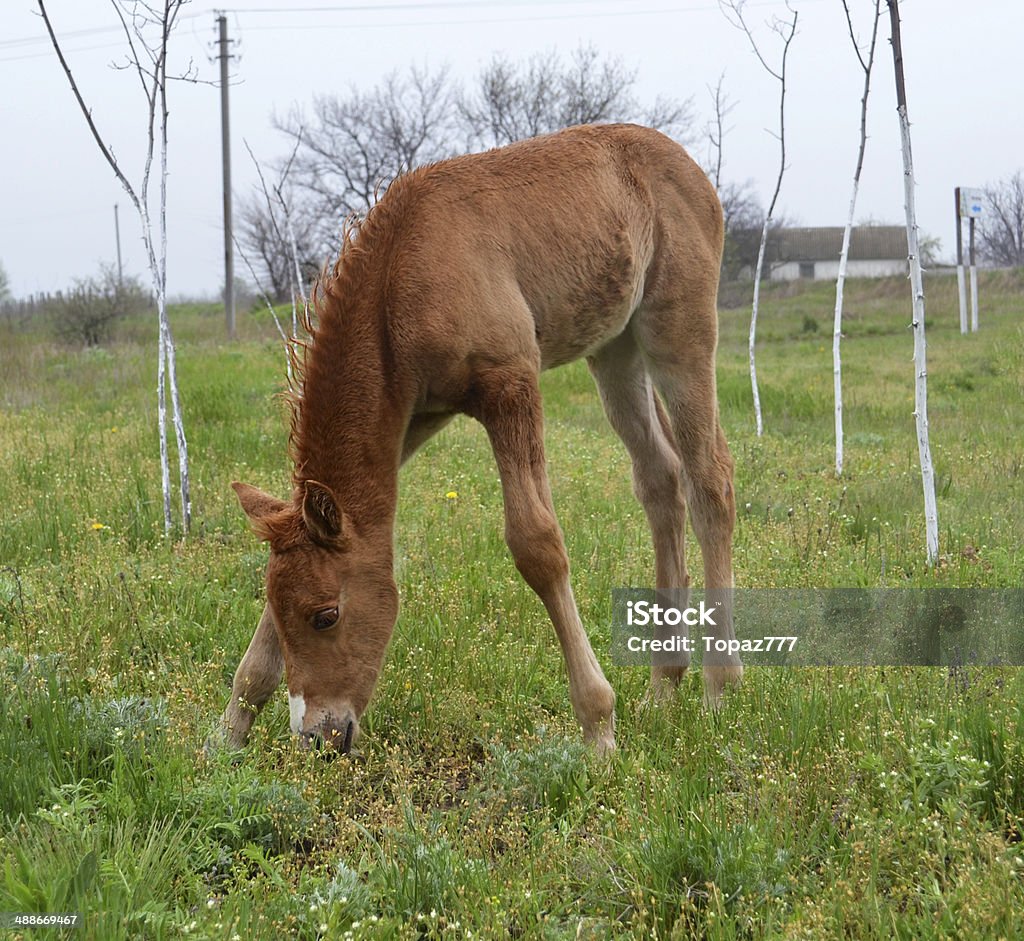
312;607;339;631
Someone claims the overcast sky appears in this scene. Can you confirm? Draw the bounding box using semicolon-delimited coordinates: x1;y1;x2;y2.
1;0;1021;299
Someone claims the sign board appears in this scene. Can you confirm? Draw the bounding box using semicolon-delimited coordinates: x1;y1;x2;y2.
959;188;984;218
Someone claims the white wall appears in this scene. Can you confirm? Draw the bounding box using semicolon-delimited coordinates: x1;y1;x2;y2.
770;259;908;281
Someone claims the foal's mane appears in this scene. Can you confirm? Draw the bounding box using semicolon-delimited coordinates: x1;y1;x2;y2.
282;212;363;485
282;181;417;494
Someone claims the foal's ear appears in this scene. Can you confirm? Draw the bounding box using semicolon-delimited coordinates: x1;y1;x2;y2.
232;481;289;539
301;480;347;547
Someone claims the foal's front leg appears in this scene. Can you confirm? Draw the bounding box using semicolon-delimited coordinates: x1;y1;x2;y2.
208;603;284;750
474;369;616;754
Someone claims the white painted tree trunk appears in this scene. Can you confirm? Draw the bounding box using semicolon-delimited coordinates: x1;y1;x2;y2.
749;218;770;438
144;232;190;535
140;169;189;534
157;77;191;534
834;0;880;479
832;185;856;476
898;108;939;563
157;320;172;531
39;0;191;536
720;1;797;439
889;0;939;564
163;314;190;531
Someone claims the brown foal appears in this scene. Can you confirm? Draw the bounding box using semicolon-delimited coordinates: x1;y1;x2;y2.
212;124;741;757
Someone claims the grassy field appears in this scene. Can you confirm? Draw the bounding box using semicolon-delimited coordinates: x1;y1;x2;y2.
1;271;1022;939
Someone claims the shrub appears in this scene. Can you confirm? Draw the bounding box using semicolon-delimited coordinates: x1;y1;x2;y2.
49;264;151;347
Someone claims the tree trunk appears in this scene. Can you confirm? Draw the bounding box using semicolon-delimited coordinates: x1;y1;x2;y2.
834;0;880;477
888;0;939;564
749;218;769;438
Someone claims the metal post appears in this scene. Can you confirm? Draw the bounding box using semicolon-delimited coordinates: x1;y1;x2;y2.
955;187;967;334
968;215;979;332
218;13;235;340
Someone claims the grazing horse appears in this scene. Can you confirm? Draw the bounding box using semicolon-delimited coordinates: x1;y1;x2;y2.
213;124;741;757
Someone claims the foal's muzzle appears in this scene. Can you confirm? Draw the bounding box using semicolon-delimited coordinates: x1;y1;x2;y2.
302;714;357;756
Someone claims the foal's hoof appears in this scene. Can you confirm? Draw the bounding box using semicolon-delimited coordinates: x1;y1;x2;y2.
641;678;681;707
201;729;246;764
584;714;616;757
702;663;744;710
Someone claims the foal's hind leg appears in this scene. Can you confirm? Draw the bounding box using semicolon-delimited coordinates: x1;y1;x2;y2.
637;309;743;709
470;366;616;754
208;604;284;751
588;333;691;697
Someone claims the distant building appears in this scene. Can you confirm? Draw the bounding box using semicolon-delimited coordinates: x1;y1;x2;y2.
767;226;908;281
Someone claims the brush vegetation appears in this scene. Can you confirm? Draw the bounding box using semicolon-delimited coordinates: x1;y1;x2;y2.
1;272;1023;939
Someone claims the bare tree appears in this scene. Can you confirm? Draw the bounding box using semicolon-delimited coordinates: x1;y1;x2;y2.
704;71;734;191
259;49;694;287
979;171;1024;267
237;189;318;303
0;262;10;304
887;0;938;565
718;181;779;281
720;0;798;437
834;0;882;477
701;77;781;282
276;63;458;256
38;0;192;534
459;45;695;150
240;137;315;372
237;142;301;378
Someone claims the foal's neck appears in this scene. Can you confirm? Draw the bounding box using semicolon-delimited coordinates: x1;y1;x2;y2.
291;313;410;534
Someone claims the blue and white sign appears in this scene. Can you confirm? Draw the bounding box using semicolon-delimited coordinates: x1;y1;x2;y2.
959;188;984;218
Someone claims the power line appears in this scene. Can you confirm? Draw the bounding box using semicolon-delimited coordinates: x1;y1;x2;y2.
0;9;206;51
234;5;738;32
0;41;127;63
223;0;667;13
0;23;124;48
0;0;657;48
1;0;804;59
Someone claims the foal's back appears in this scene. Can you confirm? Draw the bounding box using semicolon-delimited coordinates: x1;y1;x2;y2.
372;124;723;395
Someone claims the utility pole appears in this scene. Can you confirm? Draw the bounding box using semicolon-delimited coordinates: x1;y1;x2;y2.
216;13;235;340
113;202;123;285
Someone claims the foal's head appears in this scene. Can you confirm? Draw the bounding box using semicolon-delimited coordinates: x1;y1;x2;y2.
232;479;398;753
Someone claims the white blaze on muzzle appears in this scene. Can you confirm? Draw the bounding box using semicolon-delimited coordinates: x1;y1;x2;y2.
288;691;307;734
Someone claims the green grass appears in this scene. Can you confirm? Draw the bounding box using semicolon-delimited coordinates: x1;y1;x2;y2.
1;272;1022;939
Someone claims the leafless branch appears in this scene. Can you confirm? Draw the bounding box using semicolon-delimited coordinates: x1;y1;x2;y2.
37;0;142;215
704;71;734;190
719;0;798;438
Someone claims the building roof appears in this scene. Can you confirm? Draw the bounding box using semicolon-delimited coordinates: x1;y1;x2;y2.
772;226;907;262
